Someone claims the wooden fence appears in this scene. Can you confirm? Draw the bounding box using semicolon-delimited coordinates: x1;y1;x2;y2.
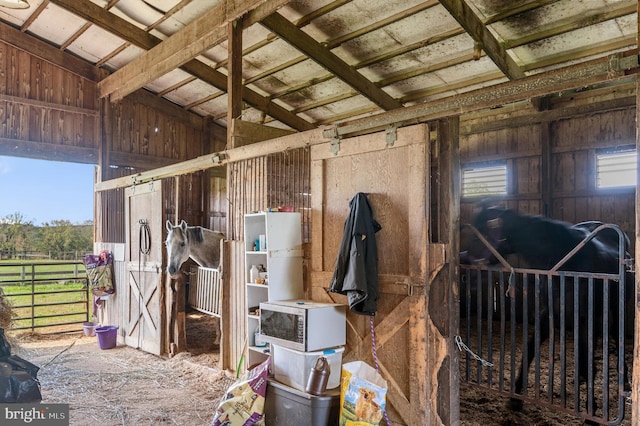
0;261;92;333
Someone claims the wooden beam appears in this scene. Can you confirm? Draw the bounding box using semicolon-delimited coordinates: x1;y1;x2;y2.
97;0;285;102
94;127;327;192
52;0;314;132
461;94;637;134
261;12;403;111
0;93;98;116
439;0;525;80
94;51;639;193
98;1;226;101
326;51;638;138
227;18;244;148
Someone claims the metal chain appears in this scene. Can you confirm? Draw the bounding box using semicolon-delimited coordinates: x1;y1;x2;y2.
455;335;494;367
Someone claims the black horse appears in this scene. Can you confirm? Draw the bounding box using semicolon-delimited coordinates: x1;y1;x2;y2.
466;205;632;421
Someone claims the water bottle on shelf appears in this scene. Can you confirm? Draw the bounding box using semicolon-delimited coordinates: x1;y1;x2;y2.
249;264;259;283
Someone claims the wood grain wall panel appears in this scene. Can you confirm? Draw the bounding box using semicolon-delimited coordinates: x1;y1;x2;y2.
461;105;636;256
104;96;205;169
208;174;227;235
513;156;540;195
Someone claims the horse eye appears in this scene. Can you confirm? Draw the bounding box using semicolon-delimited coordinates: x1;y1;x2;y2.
180;243;185;247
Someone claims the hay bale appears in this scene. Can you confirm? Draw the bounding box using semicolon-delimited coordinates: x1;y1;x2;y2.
0;293;14;331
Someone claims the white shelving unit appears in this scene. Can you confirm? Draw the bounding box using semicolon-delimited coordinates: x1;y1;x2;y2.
244;212;304;367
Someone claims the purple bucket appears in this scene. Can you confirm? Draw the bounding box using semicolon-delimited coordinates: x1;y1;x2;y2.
95;325;118;350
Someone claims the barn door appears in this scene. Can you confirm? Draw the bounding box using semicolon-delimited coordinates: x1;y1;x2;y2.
310;124;441;425
124;183;164;355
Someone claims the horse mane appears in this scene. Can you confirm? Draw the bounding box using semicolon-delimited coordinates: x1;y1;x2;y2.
188;226;205;243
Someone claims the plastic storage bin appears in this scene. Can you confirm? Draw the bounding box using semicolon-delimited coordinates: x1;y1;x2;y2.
272;345;344;392
264;379;340;426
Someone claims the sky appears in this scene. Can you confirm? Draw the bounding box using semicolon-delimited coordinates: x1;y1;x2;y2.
0;156;95;225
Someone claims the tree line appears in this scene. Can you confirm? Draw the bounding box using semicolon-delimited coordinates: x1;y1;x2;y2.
0;212;93;260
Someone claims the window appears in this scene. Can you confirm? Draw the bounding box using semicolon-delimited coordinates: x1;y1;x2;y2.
596;148;636;189
462;164;507;197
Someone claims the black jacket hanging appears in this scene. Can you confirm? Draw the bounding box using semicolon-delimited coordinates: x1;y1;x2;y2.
329;192;381;315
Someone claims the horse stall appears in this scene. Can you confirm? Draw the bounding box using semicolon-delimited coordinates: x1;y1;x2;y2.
458;86;637;425
459;220;633;424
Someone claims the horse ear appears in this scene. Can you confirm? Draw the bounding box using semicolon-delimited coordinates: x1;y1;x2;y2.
473;199;489;215
179;220;187;231
166;220;173;232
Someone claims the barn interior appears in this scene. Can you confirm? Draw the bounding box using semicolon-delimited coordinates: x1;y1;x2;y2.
0;0;639;424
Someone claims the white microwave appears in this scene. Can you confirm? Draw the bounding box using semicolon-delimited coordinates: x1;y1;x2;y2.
259;300;346;352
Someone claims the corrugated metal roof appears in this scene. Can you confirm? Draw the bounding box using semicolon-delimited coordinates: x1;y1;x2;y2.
0;0;636;131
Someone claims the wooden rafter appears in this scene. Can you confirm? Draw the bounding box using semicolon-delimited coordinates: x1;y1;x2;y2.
96;0;227;101
439;0;525;80
260;12;403;111
50;0;314;131
504;0;637;50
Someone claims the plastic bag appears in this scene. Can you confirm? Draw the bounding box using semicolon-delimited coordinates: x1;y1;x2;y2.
0;328;41;403
339;361;388;426
83;250;115;296
0;328;11;357
211;358;270;426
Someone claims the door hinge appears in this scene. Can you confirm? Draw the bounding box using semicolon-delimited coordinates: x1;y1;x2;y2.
397;279;425;296
325;125;341;155
386;124;397;147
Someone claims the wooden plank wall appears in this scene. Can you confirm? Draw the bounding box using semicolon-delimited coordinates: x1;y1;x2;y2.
551;108;636;235
0;41;98;163
103;91;205;169
460;98;636;253
95;166;132;243
208;173;228;235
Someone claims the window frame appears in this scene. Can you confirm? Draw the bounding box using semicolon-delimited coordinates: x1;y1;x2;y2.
595;146;637;190
461;162;508;199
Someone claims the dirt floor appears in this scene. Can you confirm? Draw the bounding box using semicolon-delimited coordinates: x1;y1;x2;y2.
460;382;632;426
9;312;232;426
458;316;634;426
4;311;634;426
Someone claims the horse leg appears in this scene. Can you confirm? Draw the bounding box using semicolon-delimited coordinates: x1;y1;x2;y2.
509;309;551;411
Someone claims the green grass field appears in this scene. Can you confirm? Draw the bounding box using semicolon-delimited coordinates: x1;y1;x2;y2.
0;260;91;330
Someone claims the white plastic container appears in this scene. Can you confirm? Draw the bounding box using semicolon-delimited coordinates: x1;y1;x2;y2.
272;345;345;392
